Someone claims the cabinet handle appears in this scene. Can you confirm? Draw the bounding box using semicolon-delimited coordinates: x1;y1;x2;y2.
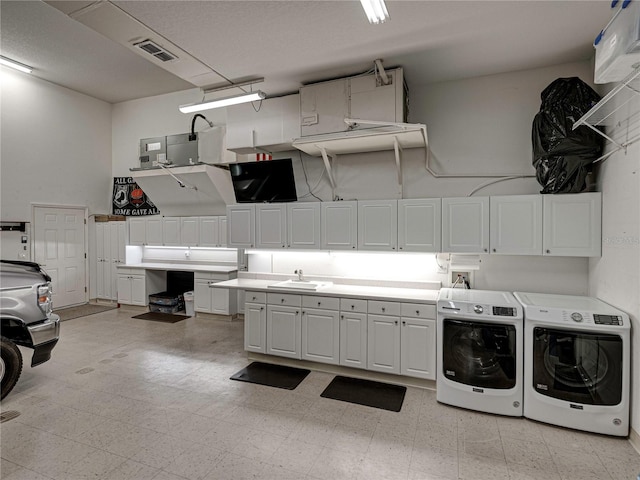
296;311;299;315
402;321;406;326
399;247;403;250
317;302;321;306
484;248;488;252
394;320;399;325
302;310;305;315
416;310;420;315
382;307;386;312
281;299;285;303
352;246;356;249
546;249;551;254
493;248;496;253
252;296;257;301
341;315;344;319
351;305;355;310
260;307;264;311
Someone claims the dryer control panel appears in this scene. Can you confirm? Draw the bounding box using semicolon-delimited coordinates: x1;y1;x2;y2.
593;314;624;326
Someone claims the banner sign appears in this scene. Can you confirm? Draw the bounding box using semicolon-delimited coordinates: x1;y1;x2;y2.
112;177;160;216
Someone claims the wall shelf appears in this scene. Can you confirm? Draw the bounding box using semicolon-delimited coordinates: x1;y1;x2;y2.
573;66;640;161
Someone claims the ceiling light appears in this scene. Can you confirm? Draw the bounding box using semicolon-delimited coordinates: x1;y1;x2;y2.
0;55;33;74
360;0;389;24
179;91;266;113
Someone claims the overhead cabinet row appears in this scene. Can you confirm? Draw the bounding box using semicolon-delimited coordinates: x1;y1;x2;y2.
128;215;227;247
227;192;601;256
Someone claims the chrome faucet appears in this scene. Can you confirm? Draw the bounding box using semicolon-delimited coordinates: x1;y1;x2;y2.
295;269;304;281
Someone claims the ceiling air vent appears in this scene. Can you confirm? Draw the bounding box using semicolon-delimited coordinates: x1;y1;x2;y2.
134;39;177;62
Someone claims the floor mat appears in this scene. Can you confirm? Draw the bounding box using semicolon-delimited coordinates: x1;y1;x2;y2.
230;362;310;390
56;304;117;321
320;376;407;412
131;312;189;323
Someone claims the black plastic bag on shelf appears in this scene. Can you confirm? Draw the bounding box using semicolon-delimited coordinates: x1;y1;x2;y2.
532;77;603;194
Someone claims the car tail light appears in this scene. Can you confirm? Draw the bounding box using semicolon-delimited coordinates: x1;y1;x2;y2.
37;283;53;316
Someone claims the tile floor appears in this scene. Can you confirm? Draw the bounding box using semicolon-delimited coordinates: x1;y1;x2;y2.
1;308;639;480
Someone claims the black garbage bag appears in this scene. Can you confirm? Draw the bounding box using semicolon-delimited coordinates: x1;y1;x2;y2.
532;77;603;194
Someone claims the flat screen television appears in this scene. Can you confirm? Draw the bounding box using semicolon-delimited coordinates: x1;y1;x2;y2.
229;158;297;203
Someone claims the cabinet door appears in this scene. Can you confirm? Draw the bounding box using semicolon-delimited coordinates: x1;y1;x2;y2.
128;218;146;246
442;197;489;253
227;205;255;248
194;279;212;313
367;314;401;374
117;275;131;304
358;200;398;251
288;203;321;249
321;201;357;250
244;302;267;353
116;222;127;264
212;287;233;315
96;223;106;298
130;276;146;306
219;217;227;248
181;217;199;246
301;308;339;365
490;195;542;255
339;311;367;369
162;217;181;246
266;305;301;359
543;192;602;257
398;198;441;252
199;216;219;248
256;204;287;249
109;223;121;300
400;318;436;380
145;217;163;246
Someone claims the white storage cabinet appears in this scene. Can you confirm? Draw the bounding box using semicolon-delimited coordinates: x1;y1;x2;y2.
400;303;436;380
339;298;368;369
227;204;255;248
398;198;441;252
199;216;227;248
321;201;357;250
367;300;402;374
96;221;126;301
162;217;181;246
256;204;287;249
244;291;267;353
117;268;165;306
301;295;340;365
442;197;490;253
358;200;398;251
266;293;302;359
180;217;200;247
288;203;321;249
490;195;543;255
194;271;238;315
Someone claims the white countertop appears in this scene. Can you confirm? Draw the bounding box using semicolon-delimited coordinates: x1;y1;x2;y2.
118;262;238;273
214;279;439;304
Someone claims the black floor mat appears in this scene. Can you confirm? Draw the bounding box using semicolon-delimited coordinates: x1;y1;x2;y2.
230;362;310;390
321;376;407;412
131;312;189;323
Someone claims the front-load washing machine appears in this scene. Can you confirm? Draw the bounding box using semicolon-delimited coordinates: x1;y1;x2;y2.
437;288;524;416
514;292;631;436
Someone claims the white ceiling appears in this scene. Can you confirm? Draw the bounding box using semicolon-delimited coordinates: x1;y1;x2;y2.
1;1;612;104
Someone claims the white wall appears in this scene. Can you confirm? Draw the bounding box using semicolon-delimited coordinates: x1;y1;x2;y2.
588;92;640;436
0;69;112;219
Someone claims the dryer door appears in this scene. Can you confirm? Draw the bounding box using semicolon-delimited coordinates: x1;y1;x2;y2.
532;327;623;406
442;319;517;389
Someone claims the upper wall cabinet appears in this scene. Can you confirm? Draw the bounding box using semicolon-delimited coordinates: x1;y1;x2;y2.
181;217;200;247
288;203;321;249
256;204;288;249
398;198;441;252
490;195;543;255
442;197;490;253
543;192;602;257
358;200;398;251
321;201;357;250
226;94;300;154
227;204;256;248
199;216;227;248
128;217;147;246
145;216;163;246
162;217;181;246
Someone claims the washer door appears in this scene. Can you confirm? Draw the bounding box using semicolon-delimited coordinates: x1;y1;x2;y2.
532;327;623;405
442;319;517;389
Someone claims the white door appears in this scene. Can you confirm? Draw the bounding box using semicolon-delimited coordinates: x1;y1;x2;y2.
442;197;490;253
194;279;212;312
367;314;400;374
34;206;87;308
339;311;367;369
266;305;301;359
219;217;228;248
181;217;199;246
400;318;436;380
145;216;163;245
244;302;267;353
128;217;146;245
398;198;442;252
96;223;107;299
117;275;131;304
321;201;357;250
490;195;543;255
199;216;220;248
301;308;340;365
227;205;255;248
358;200;398;251
256;204;287;249
111;222;126;301
288;203;321;249
162;217;181;246
130;275;146;305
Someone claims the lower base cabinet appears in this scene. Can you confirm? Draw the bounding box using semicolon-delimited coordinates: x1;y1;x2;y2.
339;311;367;369
117;274;146;306
194;272;238;315
244;301;267;353
267;304;301;359
302;307;340;365
367;314;401;374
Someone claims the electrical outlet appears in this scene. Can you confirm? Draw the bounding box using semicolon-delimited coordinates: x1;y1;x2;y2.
451;271;470;284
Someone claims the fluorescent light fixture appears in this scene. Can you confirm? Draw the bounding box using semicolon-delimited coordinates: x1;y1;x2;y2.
0;55;33;74
360;0;389;24
179;90;266;113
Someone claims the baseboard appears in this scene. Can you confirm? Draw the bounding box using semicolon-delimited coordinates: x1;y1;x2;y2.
195;311;238;322
630;426;640;455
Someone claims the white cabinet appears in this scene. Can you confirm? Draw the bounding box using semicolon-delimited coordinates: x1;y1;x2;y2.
321;201;357;250
194;271;238;315
266;292;302;359
256;204;287;249
543;192;602;257
96;222;126;301
227;204;255;248
180;217;199;246
162;217;181;246
490;195;543;255
226;94;300;153
145;216;163;246
398;198;441;252
442;197;490;253
128;217;146;246
339;298;368;369
244;293;267;353
117;271;146;306
199;216;227;247
400;303;436;380
288;203;321;249
301;296;340;365
358;200;398;251
367;313;401;374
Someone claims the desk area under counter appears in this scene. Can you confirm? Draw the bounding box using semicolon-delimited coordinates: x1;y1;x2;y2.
116;263;238;316
214;278;439;382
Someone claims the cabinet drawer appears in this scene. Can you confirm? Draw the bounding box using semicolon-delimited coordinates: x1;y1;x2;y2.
194;272;231;281
401;303;436;319
246;291;267;304
368;300;401;316
267;293;302;307
303;295;339;311
340;298;367;313
117;268;141;276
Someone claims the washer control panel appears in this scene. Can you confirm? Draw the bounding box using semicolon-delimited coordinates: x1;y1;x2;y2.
593;314;624;326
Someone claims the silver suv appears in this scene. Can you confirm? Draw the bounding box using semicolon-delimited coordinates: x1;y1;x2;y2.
0;260;60;399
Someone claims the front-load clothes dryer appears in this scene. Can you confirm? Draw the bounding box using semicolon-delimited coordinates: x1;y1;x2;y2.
514;292;631;436
437;288;524;416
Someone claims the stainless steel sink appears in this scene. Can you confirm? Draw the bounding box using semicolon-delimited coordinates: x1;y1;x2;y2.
267;280;333;291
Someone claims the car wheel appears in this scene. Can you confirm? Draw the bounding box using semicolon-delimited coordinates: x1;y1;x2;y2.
1;336;23;400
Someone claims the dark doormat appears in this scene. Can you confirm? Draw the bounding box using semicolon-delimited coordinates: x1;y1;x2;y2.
131;312;189;323
56;304;117;321
230;362;310;390
321;376;407;412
